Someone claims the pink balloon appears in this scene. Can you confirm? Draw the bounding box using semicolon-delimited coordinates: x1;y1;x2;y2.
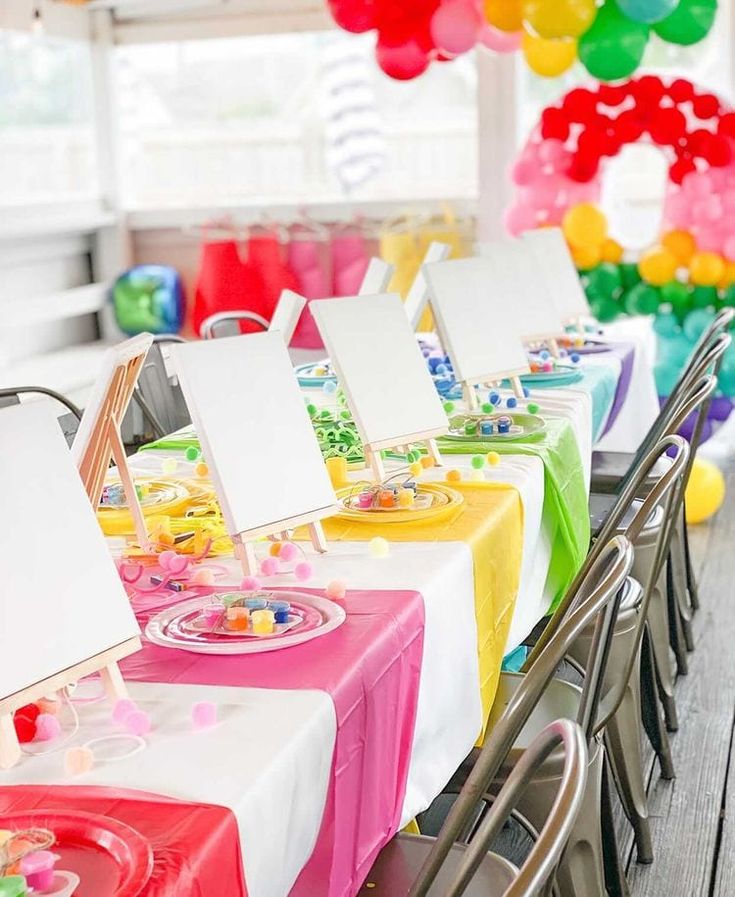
527;172;566;209
504;202;538;236
694;225;725;253
664;189;692;228
511;156;542;186
724;234;735;260
723;189;735;215
376;37;430;81
431;0;482;56
684;170;713;198
693;195;724;224
478;23;522;52
538;138;568;168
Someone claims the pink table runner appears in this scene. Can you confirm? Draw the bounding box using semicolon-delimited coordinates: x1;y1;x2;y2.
121;587;425;897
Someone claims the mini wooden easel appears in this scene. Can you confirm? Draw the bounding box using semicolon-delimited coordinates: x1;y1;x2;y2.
231;511;330;578
524;333;561;358
461;367;527;411
74;336;153;550
363;431;443;483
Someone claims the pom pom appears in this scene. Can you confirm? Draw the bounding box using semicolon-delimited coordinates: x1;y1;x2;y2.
469;469;485;482
260;557;280;576
190;567;216;586
446;469;462;483
486;452;501;466
471;455;485;470
16;703;40;723
570;353;580;364
34;713;62;742
161;457;178;475
112;699;138;724
241;575;262;591
488;391;500;405
36;697;59;715
506;397;518;408
192;701;218;730
369;537;390;558
306;403;318;417
326;579;347;601
481;403;495;414
65;746;94;776
408;462;423;477
158;550;179;571
294;562;313;581
528;402;540;414
279;542;299;562
185;446;200;462
420;456;434;469
540;350;550;360
443;401;455;413
435;363;448;375
323;380;338;395
125;710;152;736
194;462;209;478
269;542;282;556
13;715;36;744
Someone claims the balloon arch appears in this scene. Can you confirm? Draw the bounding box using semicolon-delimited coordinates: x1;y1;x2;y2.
507;74;735;404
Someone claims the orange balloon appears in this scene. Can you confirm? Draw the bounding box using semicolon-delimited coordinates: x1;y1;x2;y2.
638;247;679;286
601;238;624;264
689;252;726;287
571;243;601;270
718;262;735;290
562;203;608;249
484;0;524;32
661;229;696;264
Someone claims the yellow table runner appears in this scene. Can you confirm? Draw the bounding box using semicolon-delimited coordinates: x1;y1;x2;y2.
311;481;524;735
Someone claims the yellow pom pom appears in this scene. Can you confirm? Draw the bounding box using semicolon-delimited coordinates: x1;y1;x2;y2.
600;238;623;264
562;203;607;250
420;456;434;469
638;247;679;286
662;229;696;264
408;461;423;477
570;243;601;270
446;469;462;483
194;461;209;478
486;452;501;466
689;252;726;287
269;542;282;557
369;537;390;558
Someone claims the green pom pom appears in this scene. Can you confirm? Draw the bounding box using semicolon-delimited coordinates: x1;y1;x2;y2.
306;403;318;417
337;391;348;406
340;410;351;420
443;401;455;414
471;455;485;470
319;409;331;420
527;402;539;414
185;446;200;462
481;402;495;414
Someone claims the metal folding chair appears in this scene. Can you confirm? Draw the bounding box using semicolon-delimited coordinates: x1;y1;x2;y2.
0;386;82;447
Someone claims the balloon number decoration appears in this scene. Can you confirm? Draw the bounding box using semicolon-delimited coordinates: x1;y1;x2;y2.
326;0;717;81
507;75;735;403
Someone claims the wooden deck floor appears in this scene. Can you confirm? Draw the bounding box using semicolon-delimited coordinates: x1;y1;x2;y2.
612;464;735;896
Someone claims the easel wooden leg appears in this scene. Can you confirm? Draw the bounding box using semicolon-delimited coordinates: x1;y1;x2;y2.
511;376;524;399
308;521;328;554
465;383;479;411
100;662;129;702
109;422;150;550
426;438;443;467
367;446;386;482
234;535;258;577
548;338;560;358
0;714;22;769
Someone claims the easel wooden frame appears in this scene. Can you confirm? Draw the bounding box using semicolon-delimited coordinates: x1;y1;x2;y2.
72;335;153;549
231;511;331;578
461;369;526;411
404;241;452;330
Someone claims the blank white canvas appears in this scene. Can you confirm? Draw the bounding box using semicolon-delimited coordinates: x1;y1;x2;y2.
71;333;153;466
270;290;306;345
359;257;394;295
476;239;564;338
0;403;140;704
404;241;452;330
171;331;337;537
523;227;590;320
424;257;530;384
311;293;448;448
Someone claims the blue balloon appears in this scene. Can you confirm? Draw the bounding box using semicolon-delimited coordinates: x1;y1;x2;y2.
683;308;716;343
616;0;680;23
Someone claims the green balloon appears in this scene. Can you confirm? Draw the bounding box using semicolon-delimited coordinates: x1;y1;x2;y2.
586;262;623;300
578;0;650;81
620;262;642;290
625;282;661;315
590;296;621;322
653;0;717;45
660;280;689;305
721;284;735;308
691;285;718;309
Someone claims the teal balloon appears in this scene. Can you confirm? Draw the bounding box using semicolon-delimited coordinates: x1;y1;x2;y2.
718;344;735;395
578;1;650;81
683;308;715;342
653;0;717;44
617;0;679;22
653;311;680;337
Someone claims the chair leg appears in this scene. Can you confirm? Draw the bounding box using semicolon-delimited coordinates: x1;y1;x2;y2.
666;559;689;677
669;528;695;652
646;572;679;732
640;628;675;781
681;501;700;612
601;754;631;897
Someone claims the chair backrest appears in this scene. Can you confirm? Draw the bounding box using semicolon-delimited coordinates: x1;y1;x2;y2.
0;387;82;447
199;309;270;339
133;337;191;439
408;535;633;897
444;719;588;897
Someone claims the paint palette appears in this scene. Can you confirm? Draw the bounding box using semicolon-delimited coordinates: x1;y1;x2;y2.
97;478;214;536
445;411;546;443
145;590;345;654
519;365;584;387
295;360;336;388
336;482;464;523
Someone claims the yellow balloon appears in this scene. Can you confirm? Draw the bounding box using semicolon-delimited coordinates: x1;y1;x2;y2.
601;238;624;264
523;0;596;38
638;247;679;286
689;251;726;287
562;203;608;250
661;229;696;265
570;243;601;270
718;261;735;290
685;458;725;524
522;31;577;77
484;0;523;31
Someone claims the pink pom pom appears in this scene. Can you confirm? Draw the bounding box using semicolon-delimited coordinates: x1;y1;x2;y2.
65;746;94;776
158;550;178;571
112;698;138;724
241;575;262;591
192;701;218;730
124;710;152;736
279;542;298;562
326;579;347;601
167;554;190;576
35;713;62;742
190;567;216;586
294;562;313;582
260;557;280;576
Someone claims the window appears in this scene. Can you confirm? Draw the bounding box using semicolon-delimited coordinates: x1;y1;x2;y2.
115;30;478;209
0;29;98;207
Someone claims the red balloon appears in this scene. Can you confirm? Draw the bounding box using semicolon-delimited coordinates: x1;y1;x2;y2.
541;107;570;142
630;74;665;108
668;78;695;103
562;88;599;123
718;113;735;139
614;108;646;144
376;36;431;80
567;152;599;183
377;0;438;44
648;106;687;146
687;127;714;158
328;0;378;33
669;157;696;185
692;93;720;119
707;134;733;167
598;83;628;107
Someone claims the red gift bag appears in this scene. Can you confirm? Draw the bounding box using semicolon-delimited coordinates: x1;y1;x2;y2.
192;238;265;336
